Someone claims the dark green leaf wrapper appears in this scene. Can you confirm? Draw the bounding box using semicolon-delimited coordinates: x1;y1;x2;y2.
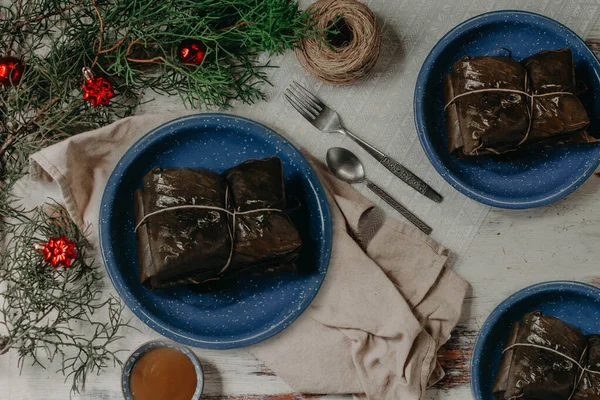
524;49;591;143
572;335;600;400
134;158;302;290
444;48;597;157
444;56;531;156
134;168;232;289
224;159;303;274
493;311;600;400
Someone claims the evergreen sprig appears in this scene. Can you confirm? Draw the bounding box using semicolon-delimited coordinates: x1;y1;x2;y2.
0;0;317;206
0;0;316;393
0;203;132;394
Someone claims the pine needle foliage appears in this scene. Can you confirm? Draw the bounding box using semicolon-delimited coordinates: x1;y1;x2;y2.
0;204;132;394
0;0;315;172
0;0;316;393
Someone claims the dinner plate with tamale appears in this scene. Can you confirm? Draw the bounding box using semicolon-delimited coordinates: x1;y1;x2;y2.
99;113;332;349
415;10;600;208
472;281;600;400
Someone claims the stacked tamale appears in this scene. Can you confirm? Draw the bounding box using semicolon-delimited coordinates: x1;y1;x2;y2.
444;48;597;157
134;157;302;290
494;311;600;400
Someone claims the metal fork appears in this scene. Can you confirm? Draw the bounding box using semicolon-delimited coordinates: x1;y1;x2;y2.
285;82;443;203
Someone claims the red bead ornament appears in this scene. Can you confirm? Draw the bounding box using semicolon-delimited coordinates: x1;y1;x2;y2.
82;67;114;106
177;39;206;65
35;235;78;268
0;56;24;87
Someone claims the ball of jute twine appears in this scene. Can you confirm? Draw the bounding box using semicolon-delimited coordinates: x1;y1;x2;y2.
296;0;381;85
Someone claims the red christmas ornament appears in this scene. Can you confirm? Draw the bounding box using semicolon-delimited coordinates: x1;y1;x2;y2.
35;235;78;268
82;67;114;106
177;39;207;65
0;56;24;87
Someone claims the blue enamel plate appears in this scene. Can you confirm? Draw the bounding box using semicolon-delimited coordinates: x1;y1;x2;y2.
415;10;600;208
471;281;600;399
99;113;332;349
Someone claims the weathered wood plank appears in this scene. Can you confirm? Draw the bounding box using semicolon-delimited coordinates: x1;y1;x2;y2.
3;11;600;400
435;326;476;389
201;396;324;400
586;38;600;52
431;41;600;393
430;170;600;396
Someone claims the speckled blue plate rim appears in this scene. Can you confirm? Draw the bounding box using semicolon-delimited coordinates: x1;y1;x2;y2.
414;10;600;209
470;280;600;399
99;112;333;349
122;340;204;400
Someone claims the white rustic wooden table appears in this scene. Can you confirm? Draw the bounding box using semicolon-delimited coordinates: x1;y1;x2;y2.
3;10;600;400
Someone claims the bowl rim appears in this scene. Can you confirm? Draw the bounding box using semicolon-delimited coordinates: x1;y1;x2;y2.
414;9;600;209
121;339;204;400
98;112;333;349
470;280;600;399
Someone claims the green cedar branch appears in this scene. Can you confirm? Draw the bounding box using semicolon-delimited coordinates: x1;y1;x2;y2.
0;203;134;394
0;0;318;393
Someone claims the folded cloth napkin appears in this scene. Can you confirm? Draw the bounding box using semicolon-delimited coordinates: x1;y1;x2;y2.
29;114;468;400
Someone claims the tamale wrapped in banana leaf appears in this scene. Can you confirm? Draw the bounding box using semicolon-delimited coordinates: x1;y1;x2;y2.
444;48;596;157
493;311;587;400
224;158;302;275
572;335;600;400
444;56;530;156
134;167;232;289
522;49;591;144
134;157;301;290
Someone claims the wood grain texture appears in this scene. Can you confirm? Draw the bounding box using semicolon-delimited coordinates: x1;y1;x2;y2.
2;10;600;400
434;326;477;389
432;165;600;396
425;35;600;398
201;396;324;400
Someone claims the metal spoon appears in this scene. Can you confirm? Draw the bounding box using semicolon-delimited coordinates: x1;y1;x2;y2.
326;147;433;235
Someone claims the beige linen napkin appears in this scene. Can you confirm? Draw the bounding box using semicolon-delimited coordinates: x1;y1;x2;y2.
29;114;468;400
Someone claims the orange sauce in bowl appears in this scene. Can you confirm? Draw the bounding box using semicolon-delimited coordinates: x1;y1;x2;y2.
129;347;198;400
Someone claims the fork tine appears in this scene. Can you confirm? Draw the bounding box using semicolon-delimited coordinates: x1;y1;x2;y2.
285;93;316;121
287;88;320;116
293;81;325;108
289;84;323;113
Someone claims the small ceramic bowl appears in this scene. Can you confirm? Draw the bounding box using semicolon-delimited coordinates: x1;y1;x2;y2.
122;340;204;400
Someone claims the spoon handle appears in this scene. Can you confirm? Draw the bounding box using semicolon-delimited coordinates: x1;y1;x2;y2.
366;181;433;235
342;128;443;203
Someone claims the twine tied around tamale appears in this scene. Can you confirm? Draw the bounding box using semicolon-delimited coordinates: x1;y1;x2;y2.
295;0;381;85
502;342;600;400
444;72;579;155
134;184;282;276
